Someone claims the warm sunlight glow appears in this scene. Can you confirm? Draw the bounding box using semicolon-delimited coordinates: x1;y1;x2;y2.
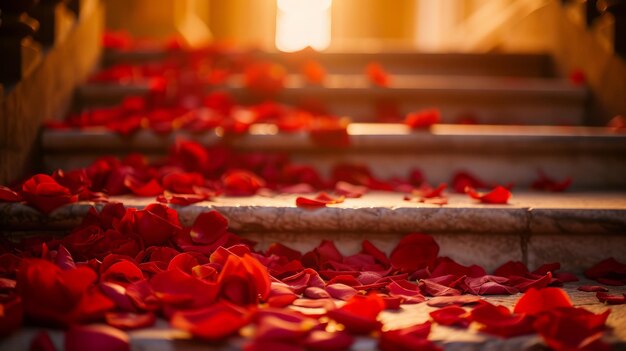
276;0;332;52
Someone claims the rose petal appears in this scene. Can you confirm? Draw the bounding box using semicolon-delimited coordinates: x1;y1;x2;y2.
513;287;572;315
171;301;251;341
465;186;511;204
426;295;481;308
596;292;626;305
429;306;470;327
578;285;609;293
390;233;439;272
65;325;130;351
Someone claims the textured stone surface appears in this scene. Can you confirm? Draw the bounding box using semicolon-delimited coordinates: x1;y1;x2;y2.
2;191;626;272
0;279;624;351
41;124;626;189
2;191;626;235
527;233;626;273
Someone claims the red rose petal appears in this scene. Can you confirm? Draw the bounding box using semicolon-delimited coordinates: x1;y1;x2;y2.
296;192;345;207
0;186;22;202
426;295;481;308
29;331;57;351
171;301;251;341
405;108;441;129
334;181;368;198
0;296;23;337
105;312;156;330
21;174;77;214
429;306;470;327
534;307;610;351
366;62;390;87
513;287;573;315
65;325;130;351
327;294;385;334
532;170;572;192
301;60;326;85
379;322;440;351
465;185;511;204
189;210;229;245
596;292;626;305
451;171;488;194
124;178;163;197
470;301;535;338
304;330;354;351
390;233;439;273
464;275;518;295
578;285;609;293
325;283;358;301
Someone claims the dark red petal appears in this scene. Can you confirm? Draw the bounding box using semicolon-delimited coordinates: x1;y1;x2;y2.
513;287;572;315
596;292;626;304
405;108;441;129
0;296;23;338
426;295;481;307
327;294;384;334
190;211;229;245
304;287;330;299
170;301;250;341
366;62;390;87
390;233;439;272
494;261;529;278
29;331;57;351
334;181;368;198
470;301;535;338
325;283;358;301
429;306;470;327
0;186;22;202
303;331;354;351
578;285;609;292
124;178;163;197
105;312;156;330
65;325;130;351
466;186;511;204
419;279;462;297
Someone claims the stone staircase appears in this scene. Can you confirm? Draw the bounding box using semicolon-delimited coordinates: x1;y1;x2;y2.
3;36;626;351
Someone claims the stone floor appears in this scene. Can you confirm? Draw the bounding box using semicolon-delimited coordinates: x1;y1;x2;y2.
1;279;624;351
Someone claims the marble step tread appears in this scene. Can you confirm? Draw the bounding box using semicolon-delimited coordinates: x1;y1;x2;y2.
1;279;625;351
103;49;553;77
2;191;626;272
2;191;625;235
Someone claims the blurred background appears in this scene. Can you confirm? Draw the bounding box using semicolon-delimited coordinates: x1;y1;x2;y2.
103;0;612;53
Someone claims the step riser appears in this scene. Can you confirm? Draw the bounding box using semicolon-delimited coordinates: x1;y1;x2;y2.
3;228;624;274
74;84;585;125
104;51;554;78
42;149;626;190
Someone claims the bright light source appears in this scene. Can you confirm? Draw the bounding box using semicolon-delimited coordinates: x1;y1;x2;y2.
276;0;332;52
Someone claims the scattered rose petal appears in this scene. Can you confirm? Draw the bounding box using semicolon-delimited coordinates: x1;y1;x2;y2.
578;285;609;293
65;325;130;351
405;108;441;129
429;306;469;327
596;292;626;305
465;186;511;204
171;301;251;341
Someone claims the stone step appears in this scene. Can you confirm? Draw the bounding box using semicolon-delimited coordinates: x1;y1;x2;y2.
75;74;586;124
42;124;626;189
1;279;624;351
103;49;555;77
2;191;626;273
